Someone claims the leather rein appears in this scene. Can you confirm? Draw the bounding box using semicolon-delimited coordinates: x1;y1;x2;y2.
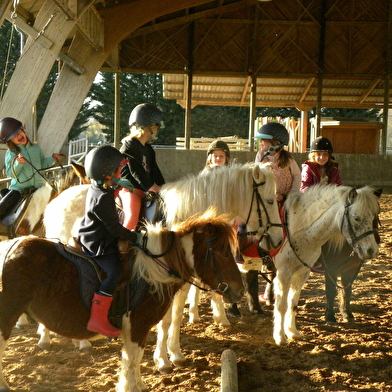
245;180;284;248
136;231;229;294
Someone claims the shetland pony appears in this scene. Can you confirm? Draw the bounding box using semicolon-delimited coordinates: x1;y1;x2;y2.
320;210;380;325
0;212;244;392
42;162;283;368
273;185;380;345
0;165;83;241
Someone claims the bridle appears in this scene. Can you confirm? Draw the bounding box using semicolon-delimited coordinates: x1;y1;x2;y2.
137;231;230;294
340;198;376;247
245;179;284;248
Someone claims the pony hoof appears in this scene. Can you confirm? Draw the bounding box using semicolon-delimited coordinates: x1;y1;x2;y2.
172;359;187;368
227;308;241;317
326;320;338;326
38;342;51;350
250;307;264;315
158;365;173;375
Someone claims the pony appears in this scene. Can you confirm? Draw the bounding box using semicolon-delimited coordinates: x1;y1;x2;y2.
42;162;283;368
0;164;84;241
273;185;380;345
319;208;381;325
0;211;244;392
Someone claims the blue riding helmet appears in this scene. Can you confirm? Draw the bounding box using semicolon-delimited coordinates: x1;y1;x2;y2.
254;122;289;146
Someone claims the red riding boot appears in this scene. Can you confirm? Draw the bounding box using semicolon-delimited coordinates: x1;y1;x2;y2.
87;293;121;337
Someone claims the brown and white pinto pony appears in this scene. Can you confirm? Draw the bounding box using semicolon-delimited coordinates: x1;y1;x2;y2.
0;211;244;392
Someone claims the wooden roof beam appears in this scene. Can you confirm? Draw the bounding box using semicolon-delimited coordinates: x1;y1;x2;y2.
240;75;251;103
128;0;256;38
358;78;382;104
298;78;315;102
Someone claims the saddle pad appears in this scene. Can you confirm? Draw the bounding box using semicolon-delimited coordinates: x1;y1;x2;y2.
54;242;101;309
54;242;150;323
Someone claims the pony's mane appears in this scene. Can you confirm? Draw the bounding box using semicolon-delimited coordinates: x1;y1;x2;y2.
160;162;276;227
132;210;237;299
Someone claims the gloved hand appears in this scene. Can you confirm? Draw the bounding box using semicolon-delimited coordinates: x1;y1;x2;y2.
131;230;144;245
112;178;134;192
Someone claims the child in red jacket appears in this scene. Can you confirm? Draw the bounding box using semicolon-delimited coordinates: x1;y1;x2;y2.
300;136;342;192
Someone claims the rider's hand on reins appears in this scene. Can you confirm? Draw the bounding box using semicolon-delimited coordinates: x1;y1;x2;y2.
52;153;66;162
16;153;26;164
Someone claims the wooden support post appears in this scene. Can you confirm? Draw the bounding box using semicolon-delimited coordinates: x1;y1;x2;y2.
221;349;238;392
184;21;194;150
114;71;121;149
248;73;256;159
300;110;309;153
0;0;77;122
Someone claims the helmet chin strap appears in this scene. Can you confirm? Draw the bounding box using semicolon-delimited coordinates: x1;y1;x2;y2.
261;144;281;160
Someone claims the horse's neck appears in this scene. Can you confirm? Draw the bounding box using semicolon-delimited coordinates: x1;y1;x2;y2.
288;198;342;249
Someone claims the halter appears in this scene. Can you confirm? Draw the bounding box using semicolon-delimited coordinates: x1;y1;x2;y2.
340;198;375;246
245;180;284;248
137;231;229;294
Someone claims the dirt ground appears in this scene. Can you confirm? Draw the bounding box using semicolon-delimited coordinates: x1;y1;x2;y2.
3;194;392;392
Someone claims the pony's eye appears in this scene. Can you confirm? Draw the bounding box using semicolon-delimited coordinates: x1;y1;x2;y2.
220;253;229;258
353;216;361;223
267;199;274;205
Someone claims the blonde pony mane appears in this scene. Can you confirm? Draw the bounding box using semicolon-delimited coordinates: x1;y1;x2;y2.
160;162;276;227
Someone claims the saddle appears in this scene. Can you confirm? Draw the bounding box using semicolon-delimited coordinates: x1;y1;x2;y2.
55;238;149;329
1;189;36;238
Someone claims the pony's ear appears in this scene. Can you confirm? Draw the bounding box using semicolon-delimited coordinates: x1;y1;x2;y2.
348;188;358;204
71;161;88;183
204;222;217;239
252;164;265;183
374;188;383;198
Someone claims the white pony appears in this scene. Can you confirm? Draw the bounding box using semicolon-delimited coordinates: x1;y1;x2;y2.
272;185;380;345
41;163;283;362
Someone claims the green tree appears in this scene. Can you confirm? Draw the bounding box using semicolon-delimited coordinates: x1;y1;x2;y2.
89;72;184;145
0;20;21;100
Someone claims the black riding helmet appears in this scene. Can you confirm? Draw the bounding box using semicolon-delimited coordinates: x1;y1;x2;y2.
311;136;333;153
207;140;231;158
0;117;23;143
85;145;128;184
254;122;289;147
129;103;163;128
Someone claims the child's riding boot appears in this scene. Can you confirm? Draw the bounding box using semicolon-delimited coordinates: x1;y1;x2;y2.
87;293;121;337
0;190;21;219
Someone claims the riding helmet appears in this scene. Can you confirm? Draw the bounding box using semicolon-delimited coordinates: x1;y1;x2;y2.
311;136;333;153
254;122;289;146
129;103;164;128
0;117;23;143
85;145;127;183
207;140;231;158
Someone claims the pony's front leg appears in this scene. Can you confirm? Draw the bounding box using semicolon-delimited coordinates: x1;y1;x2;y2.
210;292;230;326
167;286;188;367
273;269;291;345
187;284;200;323
153;304;173;374
285;269;310;341
16;313;29;330
37;323;52;350
116;319;147;392
325;274;338;325
0;336;11;392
